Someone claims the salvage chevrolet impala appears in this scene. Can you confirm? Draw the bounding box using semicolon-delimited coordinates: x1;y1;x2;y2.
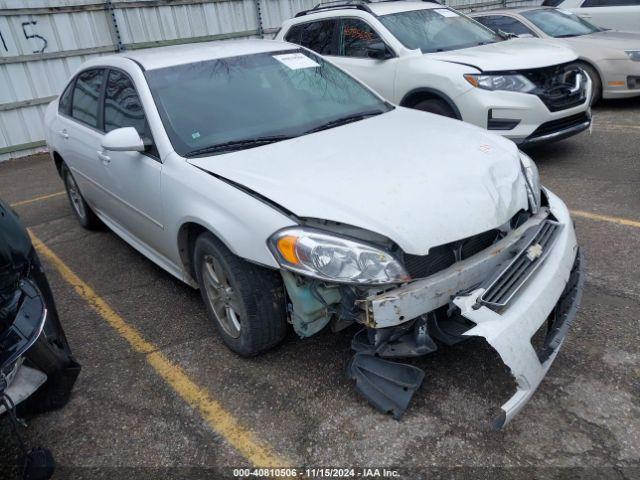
44;40;583;427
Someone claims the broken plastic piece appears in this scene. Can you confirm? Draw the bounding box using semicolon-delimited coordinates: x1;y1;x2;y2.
351;316;438;358
347;353;425;420
22;447;55;480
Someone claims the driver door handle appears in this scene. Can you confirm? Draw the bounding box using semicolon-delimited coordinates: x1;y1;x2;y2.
97;150;111;165
59;129;69;139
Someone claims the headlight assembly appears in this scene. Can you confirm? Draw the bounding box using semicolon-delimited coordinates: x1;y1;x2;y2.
519;151;541;214
268;227;409;285
464;73;536;93
625;50;640;62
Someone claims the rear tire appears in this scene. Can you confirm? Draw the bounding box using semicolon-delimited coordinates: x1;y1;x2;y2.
61;163;101;230
193;232;288;356
577;62;602;106
412;98;457;118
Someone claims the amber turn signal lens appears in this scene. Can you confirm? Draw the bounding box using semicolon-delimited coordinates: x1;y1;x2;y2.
463;74;479;87
277;235;300;264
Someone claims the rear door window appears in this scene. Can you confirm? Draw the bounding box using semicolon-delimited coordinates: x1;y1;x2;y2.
71;69;105;129
294;20;338;55
474;15;536;36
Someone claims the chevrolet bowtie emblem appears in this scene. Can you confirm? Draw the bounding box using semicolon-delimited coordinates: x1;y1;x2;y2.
526;243;544;261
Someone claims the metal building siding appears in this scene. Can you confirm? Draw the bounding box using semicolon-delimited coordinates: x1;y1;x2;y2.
114;1;261;45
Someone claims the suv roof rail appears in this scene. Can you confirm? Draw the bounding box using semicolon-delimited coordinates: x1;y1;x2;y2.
295;1;374;18
294;0;441;18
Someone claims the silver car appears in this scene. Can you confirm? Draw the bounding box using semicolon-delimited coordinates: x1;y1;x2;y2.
472;6;640;102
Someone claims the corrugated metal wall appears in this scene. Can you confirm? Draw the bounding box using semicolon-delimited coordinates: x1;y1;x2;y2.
0;0;539;161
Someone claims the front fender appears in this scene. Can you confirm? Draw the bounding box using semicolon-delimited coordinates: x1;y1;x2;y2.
163;155;297;278
395;57;478;106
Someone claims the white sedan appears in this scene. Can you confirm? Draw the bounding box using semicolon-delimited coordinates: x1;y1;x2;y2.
542;0;640;32
44;40;583;427
473;7;640;102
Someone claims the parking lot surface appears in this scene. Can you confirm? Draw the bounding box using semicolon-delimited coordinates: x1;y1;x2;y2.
1;99;639;479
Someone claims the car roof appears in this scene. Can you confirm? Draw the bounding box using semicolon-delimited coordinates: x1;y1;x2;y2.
294;1;442;19
98;40;296;71
367;0;442;15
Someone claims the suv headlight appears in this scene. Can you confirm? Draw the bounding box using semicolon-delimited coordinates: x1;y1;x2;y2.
625;50;640;62
464;73;536;93
519;151;541;214
268;227;409;285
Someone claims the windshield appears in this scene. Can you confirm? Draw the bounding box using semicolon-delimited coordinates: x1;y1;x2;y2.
379;7;502;53
145;50;390;157
522;8;601;37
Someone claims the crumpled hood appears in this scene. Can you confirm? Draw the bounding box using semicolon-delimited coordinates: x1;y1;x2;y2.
428;38;577;71
188;108;529;255
565;30;640;51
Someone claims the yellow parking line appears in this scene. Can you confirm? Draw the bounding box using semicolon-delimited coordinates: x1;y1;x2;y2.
571;210;640;229
10;191;65;207
29;231;289;469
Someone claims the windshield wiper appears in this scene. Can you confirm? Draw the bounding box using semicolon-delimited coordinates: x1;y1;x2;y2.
555;33;578;38
305;110;384;134
184;135;294;157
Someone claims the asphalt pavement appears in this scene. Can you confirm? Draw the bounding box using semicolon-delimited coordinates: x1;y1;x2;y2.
0;98;638;480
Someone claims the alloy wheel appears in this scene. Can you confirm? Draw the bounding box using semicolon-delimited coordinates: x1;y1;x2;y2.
65;171;86;221
201;254;242;338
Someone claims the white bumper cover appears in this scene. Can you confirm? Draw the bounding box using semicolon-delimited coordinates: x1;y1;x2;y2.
456;190;580;427
455;85;592;144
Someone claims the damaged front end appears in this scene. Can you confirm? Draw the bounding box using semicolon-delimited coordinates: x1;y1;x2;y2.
276;190;582;427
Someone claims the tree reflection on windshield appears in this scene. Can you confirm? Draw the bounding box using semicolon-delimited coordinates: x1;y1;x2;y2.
145;50;390;156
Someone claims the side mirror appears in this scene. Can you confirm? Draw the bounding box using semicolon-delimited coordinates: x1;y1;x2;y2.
367;42;393;60
102;127;145;152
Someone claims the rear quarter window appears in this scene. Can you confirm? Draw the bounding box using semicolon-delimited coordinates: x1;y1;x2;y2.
58;80;74;116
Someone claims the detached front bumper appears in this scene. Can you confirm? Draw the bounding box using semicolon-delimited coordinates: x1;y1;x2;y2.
360;190;581;426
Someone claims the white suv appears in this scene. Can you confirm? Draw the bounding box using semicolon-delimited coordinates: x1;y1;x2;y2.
542;0;640;32
276;0;593;146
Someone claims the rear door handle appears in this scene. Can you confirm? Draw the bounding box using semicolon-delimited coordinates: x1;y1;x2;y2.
97;151;111;165
579;14;592;18
59;129;69;139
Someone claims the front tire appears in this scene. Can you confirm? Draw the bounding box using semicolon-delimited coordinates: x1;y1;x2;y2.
61;163;101;230
412;98;457;118
193;232;288;356
577;62;602;105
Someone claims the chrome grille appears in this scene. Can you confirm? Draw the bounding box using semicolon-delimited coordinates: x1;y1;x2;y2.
480;220;561;308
